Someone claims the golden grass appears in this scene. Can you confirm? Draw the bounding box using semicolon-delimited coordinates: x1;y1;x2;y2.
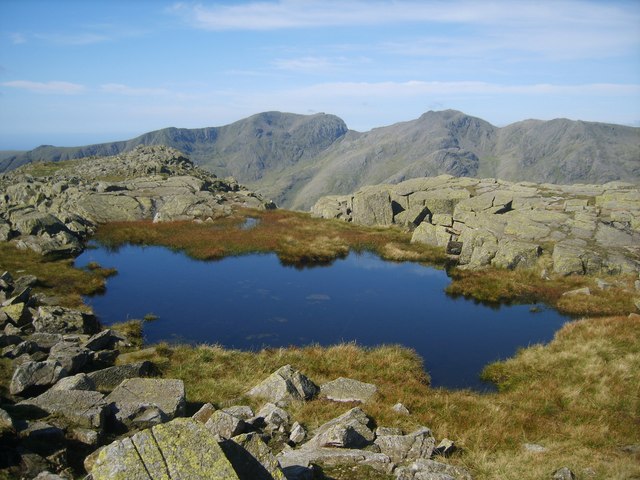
447;267;636;317
0;242;112;308
126;315;640;480
93;209;448;267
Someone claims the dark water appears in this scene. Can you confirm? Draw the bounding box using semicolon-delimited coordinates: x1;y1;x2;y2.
75;245;569;391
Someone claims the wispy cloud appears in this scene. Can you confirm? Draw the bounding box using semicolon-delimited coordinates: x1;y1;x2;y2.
294;81;640;98
9;33;27;44
33;32;111;46
1;80;86;95
100;83;171;96
273;55;369;72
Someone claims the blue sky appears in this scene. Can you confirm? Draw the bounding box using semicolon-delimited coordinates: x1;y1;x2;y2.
1;0;639;150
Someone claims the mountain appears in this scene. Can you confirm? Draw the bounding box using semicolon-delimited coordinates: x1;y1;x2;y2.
2;110;638;210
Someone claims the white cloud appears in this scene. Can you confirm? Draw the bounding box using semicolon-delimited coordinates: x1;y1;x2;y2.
34;33;110;46
273;55;368;72
100;83;171;96
1;80;86;95
9;33;27;44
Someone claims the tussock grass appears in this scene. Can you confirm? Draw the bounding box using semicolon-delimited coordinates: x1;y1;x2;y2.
131;316;640;479
447;267;636;317
93;209;447;267
0;243;111;308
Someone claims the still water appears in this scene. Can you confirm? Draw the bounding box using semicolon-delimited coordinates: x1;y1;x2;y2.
76;245;568;391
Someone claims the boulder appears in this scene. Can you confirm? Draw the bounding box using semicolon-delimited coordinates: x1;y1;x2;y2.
552;467;577;480
491;239;541;270
289;421;307;444
48;341;90;374
89;418;241;480
18;389;107;429
304;407;375;449
247;365;318;405
32;306;99;334
87;361;155;391
205;409;246;439
50;373;96;391
374;427;436;464
83;329;123;351
0;407;15;436
105;378;185;428
2;340;40;359
256;402;290;433
15;231;83;256
10;360;67;396
395;458;473;480
392;403;410;415
352;187;393;226
10;212;68;236
222;432;287;480
278;447;393;474
320;377;378;403
192;402;216;424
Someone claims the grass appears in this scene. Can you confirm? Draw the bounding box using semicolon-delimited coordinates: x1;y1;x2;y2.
0;242;114;308
93;208;448;267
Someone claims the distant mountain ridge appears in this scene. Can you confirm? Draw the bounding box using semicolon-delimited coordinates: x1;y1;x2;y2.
2;110;638;209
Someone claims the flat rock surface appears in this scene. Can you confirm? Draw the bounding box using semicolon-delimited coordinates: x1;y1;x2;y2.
320;377;378;403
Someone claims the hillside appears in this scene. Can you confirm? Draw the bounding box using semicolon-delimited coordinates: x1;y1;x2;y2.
2;110;638;209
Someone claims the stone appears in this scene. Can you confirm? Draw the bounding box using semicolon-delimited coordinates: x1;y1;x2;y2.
10;360;68;396
69;427;100;447
222;405;254;420
83;329;123;351
1;302;31;326
377;426;403;436
395;459;473;480
562;287;591;297
33;306;99;334
222;432;286;480
491;239;541;270
305;407;375;449
18;389;107;429
392;402;410;415
50;372;95;391
247;365;318;405
18;421;65;443
192;402;216;423
552;467;577;480
320;377;378;403
27;332;63;351
458;228;498;267
411;223;451;248
2;340;40;359
289;421;307;444
256;402;290;433
278;447;393;474
11;212;68;236
48;341;90;374
89;418;241;480
552;241;587;275
352;187;393;226
374;427;436;463
87;361;155;391
434;438;456;457
522;442;547;453
0;407;15;435
105;378;185;427
205;409;246;439
0;333;22;348
33;472;67;480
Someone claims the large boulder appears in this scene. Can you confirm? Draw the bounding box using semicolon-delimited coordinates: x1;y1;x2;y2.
89;418;241;480
18;389;107;429
320;377;378;403
352;187;393;226
32;306;99;334
222;432;287;480
247;365;318;405
87;361;155;391
304;407;375;449
105;378;185;430
374;427;436;464
10;360;67;396
491;239;541;270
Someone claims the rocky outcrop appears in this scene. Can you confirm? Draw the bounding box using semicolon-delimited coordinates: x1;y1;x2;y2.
312;175;640;274
247;364;319;405
0;145;275;256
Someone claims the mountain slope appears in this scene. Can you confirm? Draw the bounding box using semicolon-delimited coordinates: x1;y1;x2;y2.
2;110;638;209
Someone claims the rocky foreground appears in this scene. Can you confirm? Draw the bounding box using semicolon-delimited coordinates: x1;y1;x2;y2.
0;145;274;256
1;265;476;479
312;176;640;276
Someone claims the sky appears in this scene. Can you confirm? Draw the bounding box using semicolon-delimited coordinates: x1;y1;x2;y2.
0;0;639;150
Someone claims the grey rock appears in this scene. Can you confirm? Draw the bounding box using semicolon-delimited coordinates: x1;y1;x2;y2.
435;438;457;457
86;360;154;391
83;329;122;351
33;471;67;480
305;407;374;449
192;402;216;423
50;373;96;391
552;467;577;480
48;341;90;374
10;360;68;395
105;378;185;427
33;306;98;334
27;332;63;351
256;402;290;433
68;427;100;447
223;405;255;420
205;409;246;439
11;212;68;236
0;333;22;348
89;418;241;480
0;407;15;435
223;432;287;480
352;187;393;226
18;421;65;443
522;442;547;453
374;427;436;464
491;239;541;270
562;287;591;297
289;421;307;444
320;377;378;403
395;458;473;480
19;389;107;429
2;340;40;359
392;402;410;415
278;447;393;474
248;364;318;405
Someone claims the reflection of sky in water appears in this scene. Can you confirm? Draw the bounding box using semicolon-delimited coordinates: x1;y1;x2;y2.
76;246;568;391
